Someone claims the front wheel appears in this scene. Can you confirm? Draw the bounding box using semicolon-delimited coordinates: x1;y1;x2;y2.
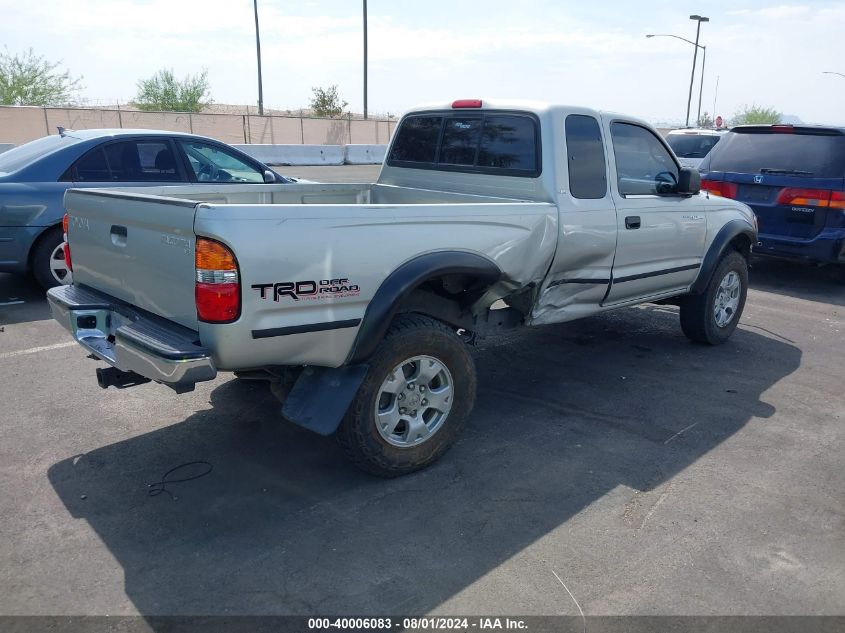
336;314;477;477
680;251;748;345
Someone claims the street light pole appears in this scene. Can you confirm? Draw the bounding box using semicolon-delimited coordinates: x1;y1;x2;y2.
363;0;368;120
646;33;707;126
686;15;709;127
822;71;845;79
253;0;264;116
696;46;706;126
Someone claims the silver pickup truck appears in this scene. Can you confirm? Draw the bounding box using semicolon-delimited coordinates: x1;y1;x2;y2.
48;99;757;476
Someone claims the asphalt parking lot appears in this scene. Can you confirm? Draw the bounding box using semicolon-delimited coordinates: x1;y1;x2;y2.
0;166;843;620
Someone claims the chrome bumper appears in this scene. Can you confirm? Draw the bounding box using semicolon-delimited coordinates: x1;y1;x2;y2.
47;285;217;388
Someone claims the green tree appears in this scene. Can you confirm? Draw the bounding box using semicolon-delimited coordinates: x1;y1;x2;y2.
133;68;212;112
309;85;348;118
731;104;782;126
0;48;82;106
697;111;714;128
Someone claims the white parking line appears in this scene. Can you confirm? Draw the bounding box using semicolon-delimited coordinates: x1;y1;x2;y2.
0;341;77;360
0;300;25;306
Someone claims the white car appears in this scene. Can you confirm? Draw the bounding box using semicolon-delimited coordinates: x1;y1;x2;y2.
666;128;728;169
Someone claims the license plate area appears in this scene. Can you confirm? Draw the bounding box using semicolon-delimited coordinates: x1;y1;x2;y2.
738;184;777;203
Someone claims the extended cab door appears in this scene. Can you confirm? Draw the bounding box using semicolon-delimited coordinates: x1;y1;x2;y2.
603;119;707;305
532;113;617;324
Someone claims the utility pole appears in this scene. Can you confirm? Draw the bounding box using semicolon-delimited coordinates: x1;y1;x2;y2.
686;14;709;127
253;0;265;115
696;46;706;126
363;0;368;119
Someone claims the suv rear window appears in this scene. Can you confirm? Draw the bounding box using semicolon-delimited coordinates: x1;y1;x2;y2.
702;128;845;178
666;134;721;158
388;112;540;176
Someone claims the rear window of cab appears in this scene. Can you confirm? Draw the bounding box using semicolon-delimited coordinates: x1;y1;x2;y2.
387;112;540;177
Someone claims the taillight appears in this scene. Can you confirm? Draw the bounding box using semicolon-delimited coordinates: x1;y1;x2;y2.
62;213;72;271
195;237;240;323
830;192;845;209
701;179;737;199
776;188;833;207
451;99;483;108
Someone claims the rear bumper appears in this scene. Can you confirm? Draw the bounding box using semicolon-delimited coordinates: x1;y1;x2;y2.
756;229;845;264
47;284;217;388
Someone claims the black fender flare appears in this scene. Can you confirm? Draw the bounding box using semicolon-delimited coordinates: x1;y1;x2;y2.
690;219;757;294
346;251;502;364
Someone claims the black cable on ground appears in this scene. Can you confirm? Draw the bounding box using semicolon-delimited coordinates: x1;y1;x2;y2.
147;461;213;500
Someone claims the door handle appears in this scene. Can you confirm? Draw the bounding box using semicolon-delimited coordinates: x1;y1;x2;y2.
625;216;641;230
110;225;127;247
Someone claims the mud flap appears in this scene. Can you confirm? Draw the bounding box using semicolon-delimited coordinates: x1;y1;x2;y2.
281;364;370;435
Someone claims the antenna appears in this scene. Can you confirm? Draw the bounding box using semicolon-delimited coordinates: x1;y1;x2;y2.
57;126;66;137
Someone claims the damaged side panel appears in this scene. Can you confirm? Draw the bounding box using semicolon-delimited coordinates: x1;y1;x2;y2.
195;200;558;369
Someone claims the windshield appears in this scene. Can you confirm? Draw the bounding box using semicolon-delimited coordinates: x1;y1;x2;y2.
703;130;845;178
666;134;721;158
0;134;81;175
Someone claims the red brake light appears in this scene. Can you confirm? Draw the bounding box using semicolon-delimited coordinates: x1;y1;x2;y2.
195;237;240;323
776;188;832;207
62;213;72;272
770;125;794;134
701;179;737;199
830;191;845;209
452;99;482;109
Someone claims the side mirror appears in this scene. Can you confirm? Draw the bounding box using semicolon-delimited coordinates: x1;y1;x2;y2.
677;167;701;195
263;170;277;183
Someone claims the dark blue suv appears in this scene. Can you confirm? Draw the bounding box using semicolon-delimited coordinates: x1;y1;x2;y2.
699;125;845;266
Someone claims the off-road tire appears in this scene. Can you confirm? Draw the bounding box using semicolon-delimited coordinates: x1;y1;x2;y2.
32;226;67;290
336;314;476;477
680;251;748;345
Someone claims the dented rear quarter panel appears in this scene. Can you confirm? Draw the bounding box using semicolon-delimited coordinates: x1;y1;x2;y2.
194;201;558;369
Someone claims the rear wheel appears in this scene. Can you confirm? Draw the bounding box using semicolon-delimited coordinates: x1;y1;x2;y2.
32;227;72;290
336;314;476;477
680;251;748;344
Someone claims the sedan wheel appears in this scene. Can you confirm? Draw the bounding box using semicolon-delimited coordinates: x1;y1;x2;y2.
49;242;73;285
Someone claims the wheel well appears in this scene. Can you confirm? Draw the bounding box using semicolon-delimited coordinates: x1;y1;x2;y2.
394;274;499;330
28;223;62;268
730;233;752;260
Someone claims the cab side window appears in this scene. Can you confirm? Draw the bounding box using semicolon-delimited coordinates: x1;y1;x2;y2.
610;122;679;196
565;115;607;199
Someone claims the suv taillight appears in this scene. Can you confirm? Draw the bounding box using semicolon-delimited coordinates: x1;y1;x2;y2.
62;213;72;271
195;237;240;323
701;179;738;199
776;188;845;208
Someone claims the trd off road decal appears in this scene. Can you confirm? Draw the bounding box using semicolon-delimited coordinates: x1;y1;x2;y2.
252;278;360;302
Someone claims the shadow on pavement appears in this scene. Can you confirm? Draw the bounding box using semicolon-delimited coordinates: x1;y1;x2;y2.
0;273;51;326
749;256;844;306
47;305;799;619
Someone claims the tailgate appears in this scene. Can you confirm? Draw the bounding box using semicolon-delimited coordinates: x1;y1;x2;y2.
64;189;199;329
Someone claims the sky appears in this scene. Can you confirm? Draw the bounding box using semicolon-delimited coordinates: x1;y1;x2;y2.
2;0;844;126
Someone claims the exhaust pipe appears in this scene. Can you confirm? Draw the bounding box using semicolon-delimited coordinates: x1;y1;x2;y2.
96;367;151;389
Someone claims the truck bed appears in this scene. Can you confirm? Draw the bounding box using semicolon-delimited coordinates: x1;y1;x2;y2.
63;183;558;368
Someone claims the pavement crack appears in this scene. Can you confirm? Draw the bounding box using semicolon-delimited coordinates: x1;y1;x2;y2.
551;569;586;633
